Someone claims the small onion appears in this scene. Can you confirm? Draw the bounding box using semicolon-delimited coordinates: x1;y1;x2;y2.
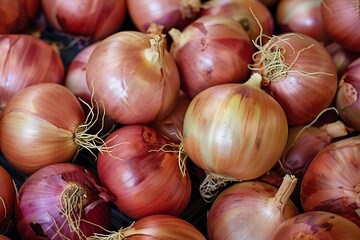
169;15;254;98
41;0;127;41
271;211;360;240
182;73;288;199
89;214;206;240
321;0;360;52
0;83;107;175
86;32;180;125
200;0;275;41
301;136;360;227
15;162;112;240
0;166;15;233
250;32;338;126
335;57;360;131
208;174;299;240
0;0;40;34
97;125;192;220
127;0;202;33
0;34;64;111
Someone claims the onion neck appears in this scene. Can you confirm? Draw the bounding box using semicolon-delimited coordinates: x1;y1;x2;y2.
181;0;201;19
269;174;297;213
146;34;166;71
320;120;351;139
244;73;263;89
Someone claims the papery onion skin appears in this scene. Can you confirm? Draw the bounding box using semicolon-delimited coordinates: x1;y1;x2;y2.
200;0;274;41
251;33;338;126
0;83;85;175
15;163;112;240
271;211;360;240
0;34;64;111
301;136;360;227
0;166;15;232
40;0;127;41
321;0;360;52
208;176;299;240
86;32;180;125
127;0;201;33
170;15;254;98
182;73;288;180
335;57;360;131
276;0;330;43
97;125;191;220
0;0;40;34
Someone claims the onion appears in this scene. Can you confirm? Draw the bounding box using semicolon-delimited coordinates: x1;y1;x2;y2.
89;214;206;239
0;34;64;111
335;57;360;131
0;235;10;240
271;211;360;240
0;166;15;233
182;73;288;200
86;32;180;125
97;124;192;220
326;42;360;77
0;0;40;34
301;135;360;227
208;174;299;240
127;0;202;33
200;0;275;41
276;0;330;43
169;15;254;98
15;162;112;240
0;83;108;175
321;0;360;52
40;0;127;41
250;32;338;126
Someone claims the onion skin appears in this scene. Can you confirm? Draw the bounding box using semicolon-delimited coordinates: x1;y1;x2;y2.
0;166;15;233
170;15;254;98
15;163;112;240
0;83;85;175
200;0;275;41
0;34;64;111
86;32;180;125
97;125;192;220
271;211;360;240
0;235;10;240
301;136;360;227
0;0;40;34
335;57;360;131
208;175;299;240
251;33;338;126
321;0;360;52
182;73;288;180
40;0;127;41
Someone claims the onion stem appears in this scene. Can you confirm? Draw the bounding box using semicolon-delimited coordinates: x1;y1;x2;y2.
270;174;297;210
145;34;166;71
181;0;201;18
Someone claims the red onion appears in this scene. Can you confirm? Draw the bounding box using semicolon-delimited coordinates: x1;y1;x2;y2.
97;125;192;220
276;0;330;43
200;0;275;41
250;32;338;125
86;32;180;125
271;211;360;240
0;34;64;111
208;175;299;240
321;0;360;52
326;42;360;77
0;166;15;233
40;0;127;41
15;162;112;240
0;0;40;34
335;57;360;131
127;0;202;33
301;135;360;227
169;15;254;98
89;214;206;239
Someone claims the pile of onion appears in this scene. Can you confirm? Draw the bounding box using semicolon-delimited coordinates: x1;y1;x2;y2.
0;83;109;175
15;162;113;240
40;0;127;41
182;73;288;200
0;166;15;233
86;32;180;125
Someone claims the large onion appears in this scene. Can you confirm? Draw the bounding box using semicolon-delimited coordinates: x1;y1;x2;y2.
86;32;180;125
0;166;15;233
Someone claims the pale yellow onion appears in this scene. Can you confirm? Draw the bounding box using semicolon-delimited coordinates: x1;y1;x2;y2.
182;73;288;187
